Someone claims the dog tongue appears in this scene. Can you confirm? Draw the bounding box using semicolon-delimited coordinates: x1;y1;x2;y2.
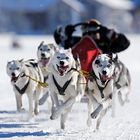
58;65;69;76
101;75;109;81
40;58;49;66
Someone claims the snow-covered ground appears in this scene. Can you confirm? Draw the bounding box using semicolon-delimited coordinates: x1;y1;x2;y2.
0;34;140;140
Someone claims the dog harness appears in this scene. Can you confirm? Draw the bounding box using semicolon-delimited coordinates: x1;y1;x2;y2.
14;79;30;95
90;70;112;98
44;75;48;83
52;75;72;96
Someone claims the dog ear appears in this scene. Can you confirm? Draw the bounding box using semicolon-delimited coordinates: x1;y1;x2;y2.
108;53;118;61
48;43;59;51
74;54;81;69
67;48;72;53
38;41;44;49
108;53;113;59
7;61;11;64
19;59;24;62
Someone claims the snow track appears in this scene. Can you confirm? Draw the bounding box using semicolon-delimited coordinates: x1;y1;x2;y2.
0;35;140;139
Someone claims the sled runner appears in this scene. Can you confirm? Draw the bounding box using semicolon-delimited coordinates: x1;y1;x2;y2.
72;35;100;73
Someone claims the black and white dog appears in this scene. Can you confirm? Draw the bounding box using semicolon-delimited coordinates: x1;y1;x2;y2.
48;48;85;129
6;59;44;119
87;54;131;130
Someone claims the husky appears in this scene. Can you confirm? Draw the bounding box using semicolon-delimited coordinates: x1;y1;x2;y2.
48;48;84;129
87;54;131;130
6;59;44;119
37;41;58;105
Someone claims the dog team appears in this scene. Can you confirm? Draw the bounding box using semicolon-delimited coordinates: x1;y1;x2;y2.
7;15;131;130
6;19;131;131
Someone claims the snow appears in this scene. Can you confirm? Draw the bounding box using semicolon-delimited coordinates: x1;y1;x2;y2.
0;34;140;140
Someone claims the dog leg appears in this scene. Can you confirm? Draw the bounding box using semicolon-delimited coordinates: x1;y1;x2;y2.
87;90;100;121
91;104;103;119
34;87;43;115
60;106;72;129
27;93;34;119
15;92;24;112
86;90;101;119
50;92;60;120
87;98;93;127
91;96;112;119
112;89;116;117
51;97;75;120
96;109;107;131
39;90;49;105
118;91;125;106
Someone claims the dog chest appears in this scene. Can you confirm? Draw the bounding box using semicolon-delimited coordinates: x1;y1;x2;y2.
88;79;113;102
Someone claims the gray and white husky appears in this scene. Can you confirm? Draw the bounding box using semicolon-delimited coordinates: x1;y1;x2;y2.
48;48;85;129
37;41;58;105
6;59;44;119
87;54;131;130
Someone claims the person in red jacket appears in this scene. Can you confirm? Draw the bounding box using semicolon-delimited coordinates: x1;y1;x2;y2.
54;19;130;54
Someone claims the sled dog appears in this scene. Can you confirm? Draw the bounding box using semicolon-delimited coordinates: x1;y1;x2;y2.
48;48;84;129
6;59;44;119
87;54;131;130
37;41;58;105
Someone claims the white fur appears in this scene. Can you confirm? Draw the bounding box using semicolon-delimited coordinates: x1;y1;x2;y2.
48;48;85;129
87;54;131;130
6;59;44;120
37;42;59;106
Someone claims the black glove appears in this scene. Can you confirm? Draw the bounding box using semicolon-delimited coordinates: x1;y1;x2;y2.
111;33;130;53
99;26;117;44
98;25;108;36
53;26;62;44
65;24;75;37
116;33;130;47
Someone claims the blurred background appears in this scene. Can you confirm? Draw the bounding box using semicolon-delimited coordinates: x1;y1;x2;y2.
0;0;140;35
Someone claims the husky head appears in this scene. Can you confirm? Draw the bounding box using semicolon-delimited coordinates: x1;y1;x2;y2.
92;54;115;83
37;41;57;67
6;60;25;82
51;48;75;76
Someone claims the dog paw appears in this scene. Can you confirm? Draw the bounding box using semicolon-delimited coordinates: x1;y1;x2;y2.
39;93;49;105
91;104;103;119
93;128;100;133
50;115;54;120
50;107;62;120
34;109;39;115
17;108;25;113
91;111;98;119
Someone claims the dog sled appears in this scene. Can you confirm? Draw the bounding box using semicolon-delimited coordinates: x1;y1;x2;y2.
72;35;100;73
54;19;130;74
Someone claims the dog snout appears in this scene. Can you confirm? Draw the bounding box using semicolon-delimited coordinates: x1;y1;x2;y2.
41;53;45;57
102;70;107;75
11;72;15;77
60;61;64;66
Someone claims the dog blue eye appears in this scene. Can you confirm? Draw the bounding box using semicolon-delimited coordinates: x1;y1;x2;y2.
57;56;60;59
